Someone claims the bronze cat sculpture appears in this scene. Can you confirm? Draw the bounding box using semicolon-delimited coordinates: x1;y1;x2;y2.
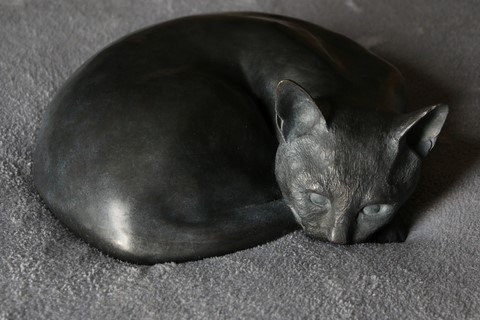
34;13;448;263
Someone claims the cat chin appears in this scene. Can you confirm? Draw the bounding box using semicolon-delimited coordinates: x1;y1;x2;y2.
304;229;374;244
303;231;342;244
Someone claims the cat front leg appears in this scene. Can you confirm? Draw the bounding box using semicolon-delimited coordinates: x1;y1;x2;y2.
368;219;409;243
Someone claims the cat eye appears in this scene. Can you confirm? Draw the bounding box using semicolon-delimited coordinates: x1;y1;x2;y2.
309;193;331;208
361;204;394;216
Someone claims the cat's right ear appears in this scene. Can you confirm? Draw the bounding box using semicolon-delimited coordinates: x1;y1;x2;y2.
275;80;328;143
393;104;448;158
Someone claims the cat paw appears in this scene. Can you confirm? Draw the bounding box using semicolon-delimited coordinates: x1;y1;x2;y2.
369;225;408;243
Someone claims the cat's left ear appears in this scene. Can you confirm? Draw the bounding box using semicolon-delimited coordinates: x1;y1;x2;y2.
275;79;328;143
394;104;449;157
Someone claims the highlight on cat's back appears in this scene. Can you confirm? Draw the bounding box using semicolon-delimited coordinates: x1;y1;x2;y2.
33;12;448;263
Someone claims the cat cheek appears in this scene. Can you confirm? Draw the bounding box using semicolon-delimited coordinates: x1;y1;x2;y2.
288;205;303;226
300;208;331;231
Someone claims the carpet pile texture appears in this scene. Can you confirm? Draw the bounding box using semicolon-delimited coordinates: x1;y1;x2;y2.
1;1;479;319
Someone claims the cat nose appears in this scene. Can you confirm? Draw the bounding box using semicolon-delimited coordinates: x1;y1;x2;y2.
327;218;349;244
328;228;348;244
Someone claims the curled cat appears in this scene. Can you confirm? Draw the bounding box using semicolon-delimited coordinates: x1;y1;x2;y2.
34;12;448;263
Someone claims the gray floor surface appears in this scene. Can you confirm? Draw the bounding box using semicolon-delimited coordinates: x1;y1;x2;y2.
1;1;479;319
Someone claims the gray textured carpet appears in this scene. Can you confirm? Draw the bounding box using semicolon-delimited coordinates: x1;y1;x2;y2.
1;1;480;319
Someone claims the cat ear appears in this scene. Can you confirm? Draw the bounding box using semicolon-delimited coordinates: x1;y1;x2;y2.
394;104;448;157
275;80;328;142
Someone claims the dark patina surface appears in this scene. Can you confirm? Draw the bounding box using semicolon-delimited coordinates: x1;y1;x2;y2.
34;13;447;263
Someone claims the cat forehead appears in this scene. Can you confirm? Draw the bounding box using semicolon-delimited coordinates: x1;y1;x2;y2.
302;121;395;160
288;130;397;189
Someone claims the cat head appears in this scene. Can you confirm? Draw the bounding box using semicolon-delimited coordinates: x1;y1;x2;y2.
274;80;448;244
